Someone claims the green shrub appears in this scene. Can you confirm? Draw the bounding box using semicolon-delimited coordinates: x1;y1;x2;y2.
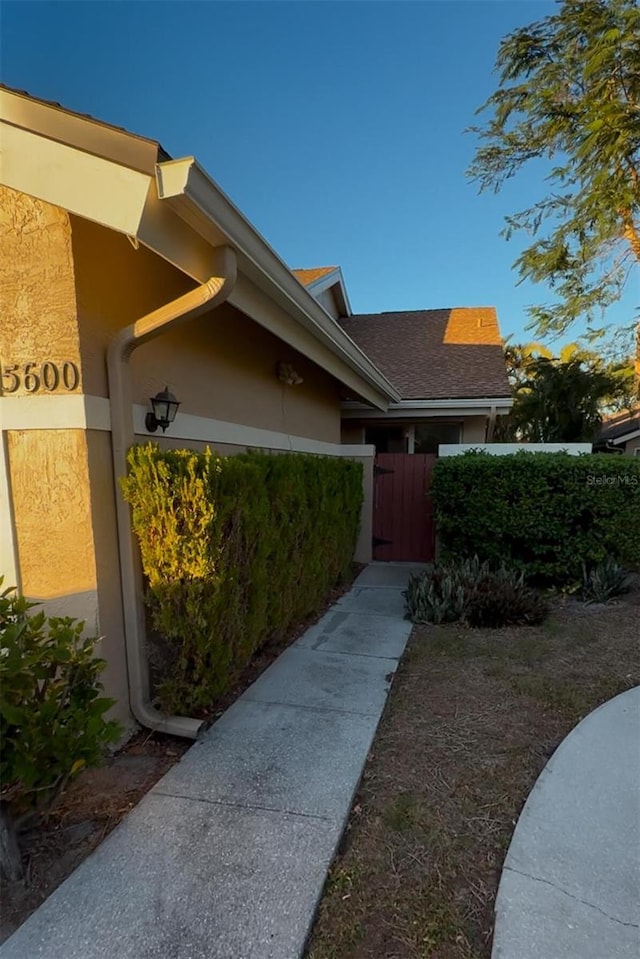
0;580;120;817
581;556;632;604
431;452;640;585
405;558;549;628
465;572;549;628
121;444;363;712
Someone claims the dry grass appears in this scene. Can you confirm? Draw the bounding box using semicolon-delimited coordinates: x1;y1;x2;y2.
306;586;640;959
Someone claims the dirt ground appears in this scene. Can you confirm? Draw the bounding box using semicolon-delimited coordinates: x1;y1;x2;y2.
0;566;362;944
306;582;640;959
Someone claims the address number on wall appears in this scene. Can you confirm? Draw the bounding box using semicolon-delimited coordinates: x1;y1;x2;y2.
1;361;80;394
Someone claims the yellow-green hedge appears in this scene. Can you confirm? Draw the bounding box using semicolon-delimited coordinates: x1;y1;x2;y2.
121;444;363;712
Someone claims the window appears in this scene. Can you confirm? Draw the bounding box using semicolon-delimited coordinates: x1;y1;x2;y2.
364;426;408;454
414;422;461;455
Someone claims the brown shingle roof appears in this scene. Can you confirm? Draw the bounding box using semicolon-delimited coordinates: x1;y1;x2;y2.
339;308;511;400
293;267;338;286
597;409;640;442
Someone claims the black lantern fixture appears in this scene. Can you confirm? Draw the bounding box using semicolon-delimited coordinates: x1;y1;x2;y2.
145;387;180;433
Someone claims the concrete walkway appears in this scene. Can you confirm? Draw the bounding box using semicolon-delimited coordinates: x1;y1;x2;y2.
1;563;422;959
492;686;640;959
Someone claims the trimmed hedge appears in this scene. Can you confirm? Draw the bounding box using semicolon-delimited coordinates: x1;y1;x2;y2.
121;444;363;712
431;452;640;585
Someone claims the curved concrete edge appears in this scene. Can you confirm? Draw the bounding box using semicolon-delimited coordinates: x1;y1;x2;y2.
492;686;640;959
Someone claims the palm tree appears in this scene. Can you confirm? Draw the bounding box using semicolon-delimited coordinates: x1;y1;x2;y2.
509;356;618;442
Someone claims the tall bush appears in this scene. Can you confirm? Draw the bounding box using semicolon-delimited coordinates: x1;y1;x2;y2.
431;452;640;585
121;445;363;711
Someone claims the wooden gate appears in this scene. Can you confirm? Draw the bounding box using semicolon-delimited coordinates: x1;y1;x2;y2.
372;453;437;562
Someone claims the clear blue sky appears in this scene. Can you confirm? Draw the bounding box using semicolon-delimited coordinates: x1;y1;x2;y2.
2;0;637;349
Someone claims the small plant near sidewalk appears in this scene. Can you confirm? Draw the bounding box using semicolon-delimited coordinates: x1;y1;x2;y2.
0;579;120;883
581;557;632;605
405;558;548;628
466;570;548;628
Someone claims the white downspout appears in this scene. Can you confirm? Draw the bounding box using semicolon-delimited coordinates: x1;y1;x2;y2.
107;245;237;739
487;404;497;442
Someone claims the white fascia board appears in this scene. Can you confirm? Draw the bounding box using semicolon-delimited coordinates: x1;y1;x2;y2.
0;122;151;236
611;428;640;445
156;158;399;406
341;397;514;419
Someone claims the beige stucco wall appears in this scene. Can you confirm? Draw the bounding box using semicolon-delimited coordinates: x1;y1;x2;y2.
624;436;640;457
7;429;98;626
0;186;82;383
85;430;130;716
70;214;342;444
350;455;373;564
0;186;131;723
341;423;366;444
0;187;95;622
461;416;488;443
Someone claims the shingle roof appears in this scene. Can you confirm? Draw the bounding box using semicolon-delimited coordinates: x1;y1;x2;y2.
293;267;338;286
597;409;640;443
339;308;511;400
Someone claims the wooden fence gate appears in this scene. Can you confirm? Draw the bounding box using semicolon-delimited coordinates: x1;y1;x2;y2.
372;453;437;562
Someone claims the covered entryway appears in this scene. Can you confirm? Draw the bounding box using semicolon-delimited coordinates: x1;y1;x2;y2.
372;453;437;562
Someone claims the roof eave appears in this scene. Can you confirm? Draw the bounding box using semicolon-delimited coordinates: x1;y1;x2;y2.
156;158;400;407
611;428;640;445
342;397;514;419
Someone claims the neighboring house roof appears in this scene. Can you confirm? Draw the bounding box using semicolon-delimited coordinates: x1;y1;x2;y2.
293;265;352;318
293;267;338;286
596;409;640;445
339;308;511;400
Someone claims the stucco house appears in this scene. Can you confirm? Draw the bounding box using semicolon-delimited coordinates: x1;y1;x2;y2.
0;86;511;728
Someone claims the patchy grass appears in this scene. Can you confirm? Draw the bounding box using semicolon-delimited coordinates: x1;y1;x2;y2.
306;585;640;959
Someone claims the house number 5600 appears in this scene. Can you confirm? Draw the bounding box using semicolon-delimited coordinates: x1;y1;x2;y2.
1;361;80;393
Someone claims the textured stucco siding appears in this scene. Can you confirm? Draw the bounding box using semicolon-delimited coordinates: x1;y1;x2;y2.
0;185;82;383
70;214;342;444
1;187;130;724
461;416;488;443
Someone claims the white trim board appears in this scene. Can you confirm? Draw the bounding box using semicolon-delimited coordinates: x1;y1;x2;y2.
0;393;373;458
612;429;640;445
131;405;374;457
0;394;112;431
341;397;513;419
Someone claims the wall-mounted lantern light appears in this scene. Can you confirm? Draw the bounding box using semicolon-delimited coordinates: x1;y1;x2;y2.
145;387;180;433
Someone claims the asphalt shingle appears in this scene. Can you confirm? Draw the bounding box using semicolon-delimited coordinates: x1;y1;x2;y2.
339;308;511;400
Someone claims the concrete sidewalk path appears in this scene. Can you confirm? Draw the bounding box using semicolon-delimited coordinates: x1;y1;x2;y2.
492;686;640;959
1;563;423;959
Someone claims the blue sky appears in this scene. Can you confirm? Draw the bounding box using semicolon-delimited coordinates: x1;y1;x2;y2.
2;0;637;349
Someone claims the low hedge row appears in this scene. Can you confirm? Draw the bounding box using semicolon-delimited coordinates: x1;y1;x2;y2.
121;444;363;712
431;452;640;585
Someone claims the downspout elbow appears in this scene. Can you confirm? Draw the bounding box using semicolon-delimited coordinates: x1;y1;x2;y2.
107;247;237;739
